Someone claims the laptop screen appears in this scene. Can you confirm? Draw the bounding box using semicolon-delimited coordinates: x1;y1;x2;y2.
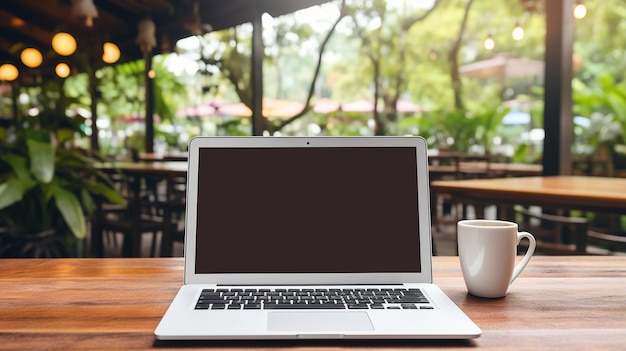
194;146;421;274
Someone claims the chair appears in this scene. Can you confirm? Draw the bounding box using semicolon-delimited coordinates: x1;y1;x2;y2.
572;154;614;177
97;208;164;257
456;154;493;219
92;173;165;257
429;153;493;231
146;174;187;256
514;205;626;255
429;153;461;235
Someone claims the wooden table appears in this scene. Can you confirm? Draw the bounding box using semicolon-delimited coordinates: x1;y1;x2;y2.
1;257;625;350
96;161;189;175
429;163;542;179
94;162;188;257
430;176;626;254
139;152;189;162
485;163;542;177
430;176;626;214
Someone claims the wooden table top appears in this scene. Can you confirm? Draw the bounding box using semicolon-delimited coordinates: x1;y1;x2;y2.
95;161;189;176
1;256;625;350
429;163;542;177
139;152;189;162
431;175;626;212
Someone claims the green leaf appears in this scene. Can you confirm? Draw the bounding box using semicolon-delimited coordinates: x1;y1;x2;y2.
27;139;55;183
0;177;37;210
0;179;26;209
53;186;86;239
2;153;30;179
88;182;127;205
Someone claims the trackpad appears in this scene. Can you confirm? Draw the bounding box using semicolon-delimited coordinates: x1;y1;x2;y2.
267;312;374;332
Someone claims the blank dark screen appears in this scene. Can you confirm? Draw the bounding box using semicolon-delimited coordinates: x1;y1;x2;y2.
194;147;421;274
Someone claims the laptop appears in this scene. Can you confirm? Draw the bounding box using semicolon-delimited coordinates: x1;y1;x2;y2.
154;136;481;340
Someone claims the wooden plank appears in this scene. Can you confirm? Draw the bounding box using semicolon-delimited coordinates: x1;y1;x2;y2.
0;257;625;350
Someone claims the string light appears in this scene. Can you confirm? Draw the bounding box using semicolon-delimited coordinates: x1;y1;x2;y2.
0;63;19;81
55;63;71;78
573;1;587;19
102;42;121;64
484;34;495;50
512;22;524;41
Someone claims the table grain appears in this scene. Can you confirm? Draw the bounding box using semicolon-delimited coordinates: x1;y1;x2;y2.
1;257;625;350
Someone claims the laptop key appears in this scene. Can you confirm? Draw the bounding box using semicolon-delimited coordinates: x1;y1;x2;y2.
263;303;345;310
347;304;369;309
199;299;227;304
400;297;430;303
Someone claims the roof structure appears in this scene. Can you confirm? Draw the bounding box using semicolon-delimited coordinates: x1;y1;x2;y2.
0;0;330;76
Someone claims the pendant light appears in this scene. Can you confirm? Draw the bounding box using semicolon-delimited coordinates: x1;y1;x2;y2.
20;48;43;68
52;32;77;56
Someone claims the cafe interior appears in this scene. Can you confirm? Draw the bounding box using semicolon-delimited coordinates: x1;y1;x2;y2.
0;0;625;259
1;2;626;350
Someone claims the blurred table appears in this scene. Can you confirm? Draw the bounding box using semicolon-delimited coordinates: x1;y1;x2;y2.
139;151;188;162
431;175;626;253
484;163;542;177
431;175;626;214
1;256;624;350
428;162;542;179
94;162;188;257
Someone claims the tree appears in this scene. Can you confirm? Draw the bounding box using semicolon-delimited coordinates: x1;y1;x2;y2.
197;1;348;134
343;0;441;135
447;0;475;111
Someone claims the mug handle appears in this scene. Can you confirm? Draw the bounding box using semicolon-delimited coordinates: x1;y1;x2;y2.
510;231;536;284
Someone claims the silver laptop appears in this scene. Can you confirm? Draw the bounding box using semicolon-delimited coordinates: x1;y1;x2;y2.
155;136;480;340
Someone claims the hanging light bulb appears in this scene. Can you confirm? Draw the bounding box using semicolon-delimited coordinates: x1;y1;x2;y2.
55;63;71;78
0;63;19;81
136;18;157;54
573;1;587;19
512;22;524;41
52;32;77;56
102;42;121;64
71;0;99;27
20;48;43;68
484;34;495;50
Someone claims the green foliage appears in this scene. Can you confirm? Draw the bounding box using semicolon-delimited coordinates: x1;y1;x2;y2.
574;74;626;157
0;127;125;241
574;0;626;85
472;105;511;154
400;98;509;153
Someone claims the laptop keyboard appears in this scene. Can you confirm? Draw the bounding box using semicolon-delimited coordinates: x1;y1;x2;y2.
194;288;433;310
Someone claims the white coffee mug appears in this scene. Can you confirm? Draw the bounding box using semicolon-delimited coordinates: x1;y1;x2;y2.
457;219;536;298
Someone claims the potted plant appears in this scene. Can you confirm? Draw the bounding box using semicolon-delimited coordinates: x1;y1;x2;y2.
0;126;125;257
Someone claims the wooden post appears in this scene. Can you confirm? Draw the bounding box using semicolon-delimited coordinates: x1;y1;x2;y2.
144;52;155;153
543;0;575;175
251;12;268;136
88;64;100;151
